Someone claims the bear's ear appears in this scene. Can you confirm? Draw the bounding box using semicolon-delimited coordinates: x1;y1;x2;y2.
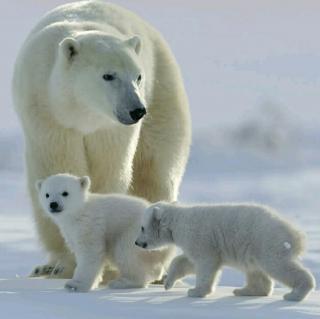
125;36;142;55
35;179;43;192
79;176;91;191
59;37;80;61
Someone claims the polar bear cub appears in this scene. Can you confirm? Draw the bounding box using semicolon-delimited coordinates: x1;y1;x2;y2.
135;202;315;301
37;173;173;292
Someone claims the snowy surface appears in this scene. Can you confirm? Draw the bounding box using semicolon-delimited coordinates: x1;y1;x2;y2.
0;280;319;319
0;0;320;318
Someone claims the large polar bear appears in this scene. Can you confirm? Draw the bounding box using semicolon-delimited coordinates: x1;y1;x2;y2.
12;0;191;278
37;173;174;292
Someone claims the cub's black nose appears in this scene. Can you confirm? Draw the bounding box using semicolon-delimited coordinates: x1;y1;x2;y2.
50;202;58;210
130;107;146;121
142;242;147;249
134;241;139;246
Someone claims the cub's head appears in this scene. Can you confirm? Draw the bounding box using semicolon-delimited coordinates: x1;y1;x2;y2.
50;32;146;133
36;174;91;217
135;202;174;250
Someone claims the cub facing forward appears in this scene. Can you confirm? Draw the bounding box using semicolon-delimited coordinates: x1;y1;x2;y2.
37;174;173;292
136;202;315;301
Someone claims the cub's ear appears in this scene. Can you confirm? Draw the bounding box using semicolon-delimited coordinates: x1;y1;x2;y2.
125;36;142;54
153;206;163;221
35;179;43;192
79;176;91;190
59;37;80;61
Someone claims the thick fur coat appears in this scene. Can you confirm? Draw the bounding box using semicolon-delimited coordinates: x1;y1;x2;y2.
37;174;174;292
136;202;315;301
12;0;191;277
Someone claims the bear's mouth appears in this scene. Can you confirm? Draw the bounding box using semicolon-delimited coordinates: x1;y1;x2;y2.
49;208;63;214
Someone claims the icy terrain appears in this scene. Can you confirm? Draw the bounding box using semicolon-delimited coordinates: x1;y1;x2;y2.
0;0;319;318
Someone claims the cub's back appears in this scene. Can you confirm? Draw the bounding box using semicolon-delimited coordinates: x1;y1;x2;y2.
86;193;149;235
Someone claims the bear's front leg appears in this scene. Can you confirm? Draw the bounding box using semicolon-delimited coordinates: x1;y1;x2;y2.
65;248;106;293
25;127;88;278
188;257;221;298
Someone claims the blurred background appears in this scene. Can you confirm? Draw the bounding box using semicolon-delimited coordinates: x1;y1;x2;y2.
0;0;319;287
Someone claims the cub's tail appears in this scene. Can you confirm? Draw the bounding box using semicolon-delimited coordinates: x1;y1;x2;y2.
281;225;306;257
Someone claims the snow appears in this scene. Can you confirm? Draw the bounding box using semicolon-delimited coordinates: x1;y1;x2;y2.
0;0;319;318
0;280;319;319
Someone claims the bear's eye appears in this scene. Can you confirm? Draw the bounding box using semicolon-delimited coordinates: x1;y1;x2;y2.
103;73;115;81
45;193;49;198
137;74;142;84
62;191;69;197
141;226;144;232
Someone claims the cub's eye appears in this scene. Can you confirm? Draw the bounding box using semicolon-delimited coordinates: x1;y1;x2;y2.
103;73;115;81
45;193;49;198
137;74;142;84
141;226;144;232
62;191;69;197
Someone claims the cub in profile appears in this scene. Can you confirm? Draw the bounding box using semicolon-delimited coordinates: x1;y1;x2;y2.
136;202;315;301
37;173;173;292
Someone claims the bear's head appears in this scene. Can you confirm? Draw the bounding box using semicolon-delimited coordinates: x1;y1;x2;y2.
135;202;174;250
36;173;91;218
49;32;146;133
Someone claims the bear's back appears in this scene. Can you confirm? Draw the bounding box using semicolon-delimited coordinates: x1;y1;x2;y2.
29;1;156;42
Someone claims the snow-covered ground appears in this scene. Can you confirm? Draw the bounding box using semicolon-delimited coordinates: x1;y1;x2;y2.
0;280;319;319
0;0;319;318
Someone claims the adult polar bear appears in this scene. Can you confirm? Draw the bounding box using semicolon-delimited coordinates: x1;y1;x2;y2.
13;0;191;278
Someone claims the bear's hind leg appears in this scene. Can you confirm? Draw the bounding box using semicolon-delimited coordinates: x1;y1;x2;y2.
233;270;273;297
108;277;146;289
262;259;315;301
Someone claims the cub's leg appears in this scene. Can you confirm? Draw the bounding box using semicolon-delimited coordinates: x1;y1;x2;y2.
65;248;106;292
262;259;315;301
233;270;273;296
188;256;222;298
165;254;194;290
108;244;164;289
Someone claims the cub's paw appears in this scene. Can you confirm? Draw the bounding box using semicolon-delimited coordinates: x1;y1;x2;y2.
233;287;271;297
30;265;55;277
65;279;91;292
283;289;307;302
108;278;145;289
187;287;210;298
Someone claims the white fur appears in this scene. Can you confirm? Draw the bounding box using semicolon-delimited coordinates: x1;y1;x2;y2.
37;174;174;292
12;0;191;277
136;202;316;301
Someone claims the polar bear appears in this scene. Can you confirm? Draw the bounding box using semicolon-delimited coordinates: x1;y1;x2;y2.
136;202;315;301
12;0;191;277
36;173;174;292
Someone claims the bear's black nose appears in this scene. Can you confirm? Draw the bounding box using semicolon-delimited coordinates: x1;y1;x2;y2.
50;202;58;210
130;107;146;122
142;242;147;249
134;241;139;246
